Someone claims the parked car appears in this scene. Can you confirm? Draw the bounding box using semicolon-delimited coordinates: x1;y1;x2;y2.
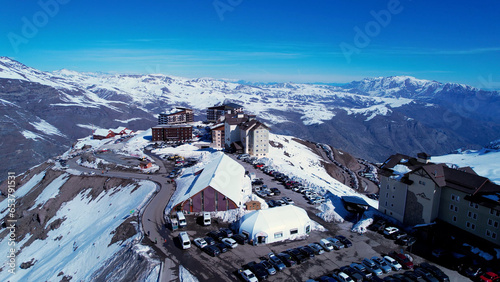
238;268;258;282
384;227;399;236
336;235;353;248
232;234;247;245
193;238;208;249
298;246;315;258
260;260;277;275
308;243;325;255
419;262;450;282
396;235;416;246
270;187;281;195
463;265;484;280
282;196;294;204
215;242;228;253
221;238;238;249
404;271;426;282
207;230;224;242
350;263;373;280
318;276;337;282
326;237;345;250
384;255;402;271
277;252;296;267
275;199;286;206
320;238;334;251
480;272;500;282
219;228;233;238
389;251;414;269
370;219;387;232
372;256;392;274
340;266;364;282
245;261;269;281
389;230;407;240
392;273;414;282
203;237;215;246
286;248;308;264
414;267;439;282
362;258;384;276
202;245;220;257
332;269;354;282
268;252;286;271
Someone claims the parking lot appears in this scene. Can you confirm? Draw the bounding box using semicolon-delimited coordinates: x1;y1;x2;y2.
163;153;464;281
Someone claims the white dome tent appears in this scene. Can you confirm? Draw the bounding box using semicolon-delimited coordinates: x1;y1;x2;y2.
238;205;311;244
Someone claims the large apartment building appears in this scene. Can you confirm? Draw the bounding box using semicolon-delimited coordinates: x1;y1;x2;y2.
222;113;269;157
210;123;225;149
207;103;243;123
158;107;194;125
151;124;192;142
379;153;500;245
239;120;269;158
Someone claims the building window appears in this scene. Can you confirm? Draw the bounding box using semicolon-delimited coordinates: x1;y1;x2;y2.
451;194;460;202
274;232;283;239
386;193;389;198
468;211;477;220
306;225;311;234
469;202;479;209
452;216;457;222
290;229;298;235
419;180;426;185
466;222;475;230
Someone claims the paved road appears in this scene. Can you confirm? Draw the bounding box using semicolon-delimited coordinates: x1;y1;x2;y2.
67;155;178;281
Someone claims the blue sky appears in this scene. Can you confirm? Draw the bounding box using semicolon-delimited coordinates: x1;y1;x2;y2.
1;0;500;88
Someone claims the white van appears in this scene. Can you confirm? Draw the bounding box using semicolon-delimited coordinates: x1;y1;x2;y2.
203;212;211;226
176;211;187;228
178;232;191;249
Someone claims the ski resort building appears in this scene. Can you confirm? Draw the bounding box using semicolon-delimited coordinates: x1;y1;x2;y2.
210;123;225;149
158;107;194;125
379;153;500;245
151;124;192;142
239;120;270;158
93;127;133;140
223;113;269;157
168;153;251;213
238;205;311;244
207;103;243;122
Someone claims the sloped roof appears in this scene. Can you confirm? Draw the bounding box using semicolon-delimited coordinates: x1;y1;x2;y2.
239;205;310;237
93;128;112;136
171;152;246;207
239;120;270;132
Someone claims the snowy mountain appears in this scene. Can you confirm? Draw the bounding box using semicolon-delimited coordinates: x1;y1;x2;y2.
432;139;500;185
1;57;500;178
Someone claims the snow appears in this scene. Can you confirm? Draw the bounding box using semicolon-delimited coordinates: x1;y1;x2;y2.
114;117;142;123
432;149;500;184
316;200;345;223
267;133;378;210
29;119;66;137
351;211;375;234
21;130;45;140
179;265;199;282
31;173;70;209
0;180;157;281
483;194;500;201
390;164;411;180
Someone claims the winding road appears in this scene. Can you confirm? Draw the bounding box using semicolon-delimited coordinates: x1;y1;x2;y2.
66;153;179;281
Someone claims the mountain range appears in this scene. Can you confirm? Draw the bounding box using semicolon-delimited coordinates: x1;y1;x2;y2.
1;57;499;179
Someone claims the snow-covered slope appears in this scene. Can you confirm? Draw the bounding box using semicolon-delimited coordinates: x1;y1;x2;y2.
0;165;159;280
431;140;500;184
1;56;500;178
